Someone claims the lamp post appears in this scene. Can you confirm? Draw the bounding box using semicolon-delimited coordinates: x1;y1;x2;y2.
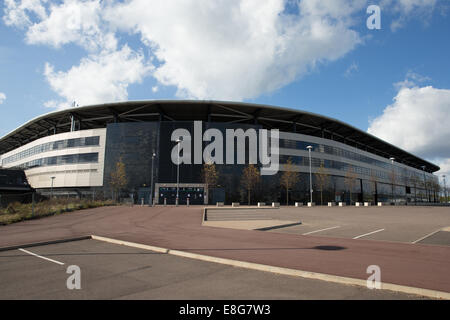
50;176;55;199
390;157;395;204
306;145;313;204
421;165;427;202
176;138;182;206
149;151;156;206
443;174;447;203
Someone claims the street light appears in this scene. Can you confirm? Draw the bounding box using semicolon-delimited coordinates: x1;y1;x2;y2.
390;157;395;204
50;176;56;198
443;174;447;203
306;145;313;204
421;165;427;202
176;138;182;206
149;151;156;206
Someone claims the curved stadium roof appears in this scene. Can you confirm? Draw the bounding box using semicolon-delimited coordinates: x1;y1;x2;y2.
0;100;439;172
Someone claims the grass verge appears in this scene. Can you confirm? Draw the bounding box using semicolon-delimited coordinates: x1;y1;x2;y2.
0;199;116;225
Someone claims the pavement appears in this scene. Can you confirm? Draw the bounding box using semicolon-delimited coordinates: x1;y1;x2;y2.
0;239;424;299
0;205;449;296
221;206;450;245
202;219;300;230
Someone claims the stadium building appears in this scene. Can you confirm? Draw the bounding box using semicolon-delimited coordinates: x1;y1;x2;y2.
0;100;440;205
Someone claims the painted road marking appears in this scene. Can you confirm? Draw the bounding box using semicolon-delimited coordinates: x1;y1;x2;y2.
411;229;441;244
302;226;340;235
18;248;65;266
353;229;385;239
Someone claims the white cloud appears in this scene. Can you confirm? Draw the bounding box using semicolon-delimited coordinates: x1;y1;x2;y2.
102;0;366;100
44;45;153;109
3;0;48;28
394;71;431;89
0;92;6;104
4;0;444;104
344;62;359;77
25;0;117;51
381;0;437;31
368;80;450;179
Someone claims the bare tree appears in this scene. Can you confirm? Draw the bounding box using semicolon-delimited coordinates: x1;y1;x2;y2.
389;168;397;204
241;164;260;205
344;166;358;204
315;162;329;205
369;170;378;204
110;157;127;202
202;161;219;204
409;174;420;203
280;158;300;205
430;180;441;203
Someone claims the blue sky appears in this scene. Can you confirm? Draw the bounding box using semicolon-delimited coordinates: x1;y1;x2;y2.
0;0;449;180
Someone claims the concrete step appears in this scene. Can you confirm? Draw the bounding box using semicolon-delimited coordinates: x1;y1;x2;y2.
206;211;271;221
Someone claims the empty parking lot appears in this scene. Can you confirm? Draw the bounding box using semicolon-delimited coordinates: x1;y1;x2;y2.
0;239;429;299
206;206;450;245
0;205;449;298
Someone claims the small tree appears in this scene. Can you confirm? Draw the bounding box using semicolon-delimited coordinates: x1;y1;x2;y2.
315;162;329;205
389;168;397;203
409;174;420;203
344;166;358;204
369;170;378;204
110;157;127;202
202;161;219;204
280;158;300;205
241;164;260;205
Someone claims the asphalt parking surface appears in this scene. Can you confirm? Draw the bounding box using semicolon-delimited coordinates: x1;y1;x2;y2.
0;239;427;300
244;206;450;245
0;206;449;295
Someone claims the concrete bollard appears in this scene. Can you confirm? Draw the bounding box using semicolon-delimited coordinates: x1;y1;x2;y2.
216;202;224;207
355;202;362;206
328;202;336;206
272;202;280;208
141;198;144;206
232;202;240;207
307;202;315;207
339;202;346;206
295;202;303;207
187;198;189;207
257;202;265;207
164;198;167;206
364;202;371;206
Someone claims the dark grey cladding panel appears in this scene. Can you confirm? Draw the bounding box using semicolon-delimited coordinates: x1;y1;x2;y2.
158;121;262;185
103;122;159;195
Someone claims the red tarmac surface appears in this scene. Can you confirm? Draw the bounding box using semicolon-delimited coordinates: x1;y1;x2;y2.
0;205;449;293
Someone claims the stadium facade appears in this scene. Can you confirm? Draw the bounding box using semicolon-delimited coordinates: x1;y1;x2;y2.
0;100;440;205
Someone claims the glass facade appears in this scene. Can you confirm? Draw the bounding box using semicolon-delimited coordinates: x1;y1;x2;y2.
103;122;159;199
280;138;426;182
16;152;99;170
2;136;100;166
100;121;439;204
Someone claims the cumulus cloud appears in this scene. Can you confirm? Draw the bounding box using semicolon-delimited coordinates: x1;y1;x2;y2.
0;92;6;104
381;0;437;31
3;0;48;28
368;77;450;180
3;0;444;104
26;0;117;52
44;45;153;109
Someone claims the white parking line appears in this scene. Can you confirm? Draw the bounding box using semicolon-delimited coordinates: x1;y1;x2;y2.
411;229;441;244
18;248;65;266
302;226;340;235
353;229;385;239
